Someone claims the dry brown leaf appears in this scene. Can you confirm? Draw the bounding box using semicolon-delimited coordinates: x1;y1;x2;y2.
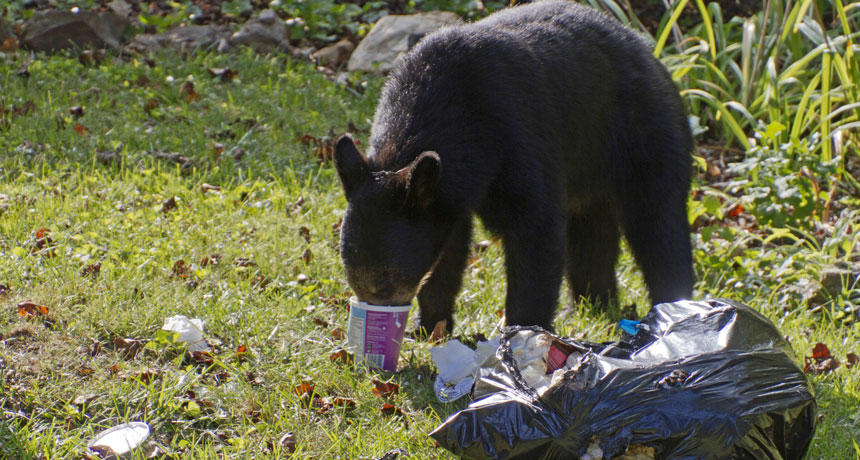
161;196;177;213
380;403;403;417
17;301;49;318
278;432;297;453
429;320;448;343
372;379;399;398
329;349;354;365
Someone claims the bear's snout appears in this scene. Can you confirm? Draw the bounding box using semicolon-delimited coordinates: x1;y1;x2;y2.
347;268;415;306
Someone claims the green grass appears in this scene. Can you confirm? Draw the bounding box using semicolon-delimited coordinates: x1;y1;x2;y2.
1;10;860;460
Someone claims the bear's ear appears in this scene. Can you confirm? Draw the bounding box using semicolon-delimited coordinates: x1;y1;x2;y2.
333;134;369;198
405;151;441;209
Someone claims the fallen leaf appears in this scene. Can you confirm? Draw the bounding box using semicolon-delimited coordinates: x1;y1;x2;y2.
812;342;832;361
78;49;106;66
331;396;356;408
728;204;744;218
278;432;297;453
331;328;346;340
200;254;221;267
111;337;143;358
189;350;213;364
161;196;177;213
81;262;101;277
291;196;305;214
429;320;448;343
295;381;315;399
372;379;399;398
1;37;19;53
301;248;313;264
805;342;841;374
846;353;858;369
172;259;189;278
143;97;159;114
72;394;97;406
312;317;329;328
69;106;85;118
234;344;249;360
245;371;264;386
252;275;269;288
805;356;840;374
299;226;311;243
377;448;408;460
179;80;199;102
329;349;354;365
474;240;493;253
208;67;237;81
234;257;256;267
380;403;403;417
17;301;49;318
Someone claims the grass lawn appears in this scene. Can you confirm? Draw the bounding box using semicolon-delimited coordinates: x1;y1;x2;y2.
1;47;859;459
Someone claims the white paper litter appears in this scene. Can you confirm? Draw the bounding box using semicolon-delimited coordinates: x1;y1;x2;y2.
430;336;500;402
162;315;209;352
88;422;150;458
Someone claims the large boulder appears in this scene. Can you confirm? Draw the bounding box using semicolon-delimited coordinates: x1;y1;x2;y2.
20;10;129;52
347;11;459;73
125;25;232;55
219;9;289;54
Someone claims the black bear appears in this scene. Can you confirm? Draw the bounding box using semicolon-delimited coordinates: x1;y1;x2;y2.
334;0;694;332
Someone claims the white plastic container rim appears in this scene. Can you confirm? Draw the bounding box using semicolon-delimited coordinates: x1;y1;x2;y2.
350;296;412;313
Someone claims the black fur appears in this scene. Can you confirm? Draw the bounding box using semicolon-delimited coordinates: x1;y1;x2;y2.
334;0;694;332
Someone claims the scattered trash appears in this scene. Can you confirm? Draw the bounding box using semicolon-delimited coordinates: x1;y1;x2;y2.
162;315;208;352
346;297;411;372
87;422;150;459
430;336;499;402
431;299;818;460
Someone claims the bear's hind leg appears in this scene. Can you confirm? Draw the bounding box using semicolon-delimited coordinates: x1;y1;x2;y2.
565;201;621;308
620;185;693;304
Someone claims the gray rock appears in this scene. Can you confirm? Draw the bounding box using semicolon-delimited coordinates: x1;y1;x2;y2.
21;10;129;52
219;9;289;54
805;264;860;305
347;11;459;73
107;0;135;19
311;39;354;67
125;25;232;55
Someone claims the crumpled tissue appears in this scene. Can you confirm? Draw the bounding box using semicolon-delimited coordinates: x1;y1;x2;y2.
162;315;209;352
430;336;500;402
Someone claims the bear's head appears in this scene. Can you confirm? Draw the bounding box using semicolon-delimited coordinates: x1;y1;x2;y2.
333;134;449;306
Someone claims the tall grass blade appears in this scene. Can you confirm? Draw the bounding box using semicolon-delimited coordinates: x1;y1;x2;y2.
682;89;752;150
694;0;717;59
790;72;822;144
821;50;833;161
654;0;689;57
793;0;815;34
741;18;756;106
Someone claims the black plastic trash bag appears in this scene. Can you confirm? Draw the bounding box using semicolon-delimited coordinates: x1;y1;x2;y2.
430;299;817;460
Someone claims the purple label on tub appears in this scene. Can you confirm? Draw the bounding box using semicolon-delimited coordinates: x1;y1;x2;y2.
348;306;409;372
